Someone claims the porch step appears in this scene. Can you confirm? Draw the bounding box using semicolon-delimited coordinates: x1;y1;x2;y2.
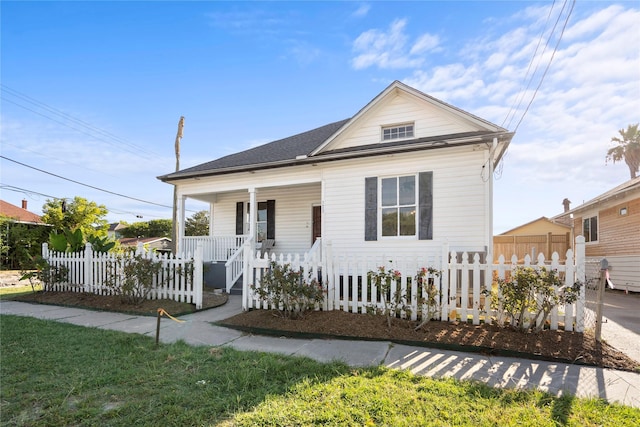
229;277;242;295
228;275;243;295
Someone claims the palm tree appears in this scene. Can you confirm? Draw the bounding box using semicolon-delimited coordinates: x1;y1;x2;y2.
606;123;640;179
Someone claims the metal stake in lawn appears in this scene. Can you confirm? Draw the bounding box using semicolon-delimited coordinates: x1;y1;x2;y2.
156;308;185;347
595;259;608;342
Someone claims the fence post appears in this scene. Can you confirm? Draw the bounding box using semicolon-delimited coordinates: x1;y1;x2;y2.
595;258;608;342
575;235;586;332
193;243;203;309
242;239;252;311
84;242;93;293
440;242;449;321
42;242;49;260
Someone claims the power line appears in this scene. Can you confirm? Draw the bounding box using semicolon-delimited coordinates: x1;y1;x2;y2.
513;0;575;133
1;155;173;209
0;84;165;161
501;0;558;129
0;183;170;220
501;0;575;133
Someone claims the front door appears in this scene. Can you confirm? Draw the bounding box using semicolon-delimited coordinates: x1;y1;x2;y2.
312;205;321;243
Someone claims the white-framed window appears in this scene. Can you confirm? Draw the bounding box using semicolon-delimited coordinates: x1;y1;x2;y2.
583;215;598;242
380;175;417;237
382;123;414;141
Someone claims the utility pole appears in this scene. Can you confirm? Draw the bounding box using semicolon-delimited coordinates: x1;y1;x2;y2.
171;116;185;254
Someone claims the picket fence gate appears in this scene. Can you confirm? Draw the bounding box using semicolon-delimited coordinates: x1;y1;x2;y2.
42;242;204;309
243;237;587;332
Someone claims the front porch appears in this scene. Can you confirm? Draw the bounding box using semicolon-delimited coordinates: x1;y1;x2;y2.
180;235;319;293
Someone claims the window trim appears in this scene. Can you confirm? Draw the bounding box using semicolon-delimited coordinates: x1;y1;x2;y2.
365;172;432;242
583;215;598;243
379;174;418;240
381;122;415;142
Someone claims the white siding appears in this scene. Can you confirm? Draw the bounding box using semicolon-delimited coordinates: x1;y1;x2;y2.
327;91;483;152
322;144;488;258
177;145;492;261
593;255;640;293
212;185;321;255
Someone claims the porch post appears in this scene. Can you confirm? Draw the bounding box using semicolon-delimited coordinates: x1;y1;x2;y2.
177;195;186;255
208;203;214;237
248;187;257;246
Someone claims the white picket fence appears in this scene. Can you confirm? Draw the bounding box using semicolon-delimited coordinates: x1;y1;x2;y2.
243;237;587;332
42;242;204;309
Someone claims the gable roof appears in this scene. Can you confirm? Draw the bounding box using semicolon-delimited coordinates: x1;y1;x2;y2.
158;80;513;182
552;176;640;219
0;200;44;225
499;216;571;236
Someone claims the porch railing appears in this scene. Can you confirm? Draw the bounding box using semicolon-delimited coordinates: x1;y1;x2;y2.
181;235;247;261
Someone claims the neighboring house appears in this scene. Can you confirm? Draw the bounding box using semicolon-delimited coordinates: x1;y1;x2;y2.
494;217;572;262
107;222;128;240
0;200;44;225
0;199;50;269
553;177;640;292
119;237;172;253
158;80;514;291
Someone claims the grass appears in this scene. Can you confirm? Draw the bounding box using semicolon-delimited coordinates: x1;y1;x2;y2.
0;283;42;299
1;316;639;427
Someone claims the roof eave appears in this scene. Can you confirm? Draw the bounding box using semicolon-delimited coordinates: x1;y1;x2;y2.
159;131;513;183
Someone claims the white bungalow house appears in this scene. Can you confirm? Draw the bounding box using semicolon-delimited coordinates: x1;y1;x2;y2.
158;80;514;300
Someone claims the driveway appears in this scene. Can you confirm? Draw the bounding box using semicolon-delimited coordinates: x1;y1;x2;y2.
600;289;640;362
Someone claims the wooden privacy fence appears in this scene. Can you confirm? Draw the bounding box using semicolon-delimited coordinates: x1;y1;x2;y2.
42;242;204;309
243;237;587;332
493;233;571;262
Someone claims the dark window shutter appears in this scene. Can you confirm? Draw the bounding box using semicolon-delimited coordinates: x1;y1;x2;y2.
365;177;378;241
235;202;244;235
266;200;276;239
418;172;433;240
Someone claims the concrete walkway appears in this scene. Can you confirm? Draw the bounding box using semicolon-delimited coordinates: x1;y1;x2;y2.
1;296;639;409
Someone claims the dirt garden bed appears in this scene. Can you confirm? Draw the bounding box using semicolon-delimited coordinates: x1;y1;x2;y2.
7;289;638;372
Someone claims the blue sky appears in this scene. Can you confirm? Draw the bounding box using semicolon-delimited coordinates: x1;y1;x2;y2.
1;1;638;234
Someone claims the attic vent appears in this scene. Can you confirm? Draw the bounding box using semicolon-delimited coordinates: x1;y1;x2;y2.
382;123;414;141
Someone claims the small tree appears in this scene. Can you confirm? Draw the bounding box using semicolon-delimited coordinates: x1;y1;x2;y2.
120;219;172;238
41;197;109;239
251;262;324;319
185;210;210;236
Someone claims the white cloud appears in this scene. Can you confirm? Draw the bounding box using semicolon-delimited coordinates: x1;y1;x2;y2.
351;19;440;70
352;3;370;18
360;4;639;231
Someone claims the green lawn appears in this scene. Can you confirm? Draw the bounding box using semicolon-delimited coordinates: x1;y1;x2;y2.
1;315;639;426
0;283;42;299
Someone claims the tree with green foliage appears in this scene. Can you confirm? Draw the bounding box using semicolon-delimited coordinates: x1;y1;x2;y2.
0;218;50;269
606;123;640;179
185;210;210;236
120;219;172;238
41;197;109;239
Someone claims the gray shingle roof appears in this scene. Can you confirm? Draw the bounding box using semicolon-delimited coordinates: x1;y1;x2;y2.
159;119;350;181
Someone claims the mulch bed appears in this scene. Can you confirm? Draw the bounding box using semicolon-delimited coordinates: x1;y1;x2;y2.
219;308;640;372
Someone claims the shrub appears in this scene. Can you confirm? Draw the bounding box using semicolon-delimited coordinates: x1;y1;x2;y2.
414;267;442;330
367;263;408;329
252;262;324;319
104;254;191;305
20;256;68;292
485;266;582;332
